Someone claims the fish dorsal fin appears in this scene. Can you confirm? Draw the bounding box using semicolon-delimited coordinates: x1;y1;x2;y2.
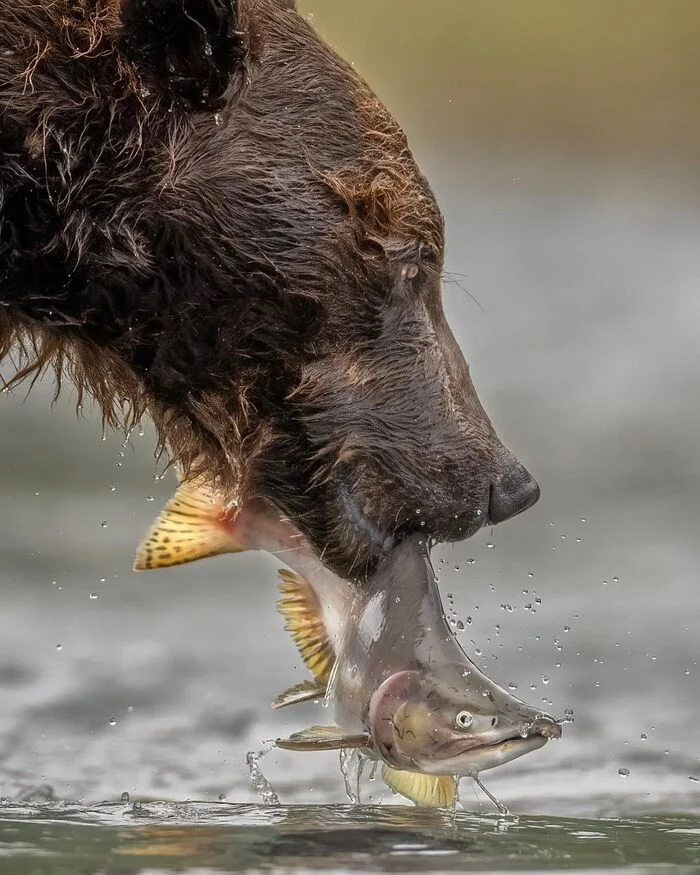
271;679;327;711
276;725;370;751
134;482;240;571
277;569;335;684
381;766;458;808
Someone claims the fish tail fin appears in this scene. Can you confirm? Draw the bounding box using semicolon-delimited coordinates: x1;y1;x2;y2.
133;481;245;571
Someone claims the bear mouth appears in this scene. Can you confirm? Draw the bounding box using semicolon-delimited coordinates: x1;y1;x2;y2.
337;487;490;574
339;487;396;556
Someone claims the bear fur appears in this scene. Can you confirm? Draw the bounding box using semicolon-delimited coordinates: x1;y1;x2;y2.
0;0;538;578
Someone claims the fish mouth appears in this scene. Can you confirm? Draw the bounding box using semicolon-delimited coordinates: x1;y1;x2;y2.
423;717;562;774
421;733;549;777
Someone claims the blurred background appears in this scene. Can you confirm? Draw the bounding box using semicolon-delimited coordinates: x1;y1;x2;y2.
0;1;698;815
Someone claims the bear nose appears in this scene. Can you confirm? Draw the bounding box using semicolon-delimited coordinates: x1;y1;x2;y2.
488;461;540;524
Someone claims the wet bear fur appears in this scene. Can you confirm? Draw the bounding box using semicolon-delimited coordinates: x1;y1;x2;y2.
0;0;536;578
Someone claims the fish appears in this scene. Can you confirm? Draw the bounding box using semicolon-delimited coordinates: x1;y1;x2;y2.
134;483;562;808
273;533;562;808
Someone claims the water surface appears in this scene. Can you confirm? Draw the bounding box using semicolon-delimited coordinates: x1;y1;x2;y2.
1;801;699;874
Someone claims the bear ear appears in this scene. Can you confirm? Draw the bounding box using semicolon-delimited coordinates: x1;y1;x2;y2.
120;0;245;110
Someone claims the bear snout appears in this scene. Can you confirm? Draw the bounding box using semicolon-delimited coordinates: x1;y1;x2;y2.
488;459;541;524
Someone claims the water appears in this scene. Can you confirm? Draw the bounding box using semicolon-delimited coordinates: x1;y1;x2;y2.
0;801;698;874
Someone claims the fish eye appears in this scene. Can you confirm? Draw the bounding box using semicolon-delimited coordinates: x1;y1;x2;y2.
455;710;473;730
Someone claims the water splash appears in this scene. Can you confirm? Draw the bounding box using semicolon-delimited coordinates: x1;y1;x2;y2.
339;749;367;804
246;747;280;806
473;775;509;816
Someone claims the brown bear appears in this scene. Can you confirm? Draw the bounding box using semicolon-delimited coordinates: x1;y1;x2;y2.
0;0;539;579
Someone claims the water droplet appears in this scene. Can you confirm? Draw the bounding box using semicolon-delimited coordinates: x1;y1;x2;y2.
563;625;571;632
101;521;108;528
218;793;227;801
109;718;116;726
689;776;699;783
613;576;619;583
455;620;465;631
120;791;129;804
394;596;400;604
487;543;495;549
618;768;630;777
640;733;647;740
56;644;62;651
89;592;98;600
541;675;550;685
528;572;534;578
204;42;212;56
109;485;116;492
146;495;154;502
132;800;142;811
508;682;518;690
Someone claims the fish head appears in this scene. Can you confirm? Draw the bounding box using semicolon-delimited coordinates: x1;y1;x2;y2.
368;669;562;777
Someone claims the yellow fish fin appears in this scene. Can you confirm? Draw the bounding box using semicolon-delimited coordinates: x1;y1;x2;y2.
271;679;327;711
277;569;335;684
276;725;370;751
381;766;458;808
133;481;241;571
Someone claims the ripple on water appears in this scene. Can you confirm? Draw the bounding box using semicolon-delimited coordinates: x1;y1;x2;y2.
0;801;698;873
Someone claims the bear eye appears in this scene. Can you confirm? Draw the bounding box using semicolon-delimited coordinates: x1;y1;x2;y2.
455;710;473;730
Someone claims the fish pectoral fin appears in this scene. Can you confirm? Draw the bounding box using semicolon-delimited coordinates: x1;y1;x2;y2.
277;569;335;684
381;766;458;808
276;725;370;751
134;481;241;571
271;680;327;711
